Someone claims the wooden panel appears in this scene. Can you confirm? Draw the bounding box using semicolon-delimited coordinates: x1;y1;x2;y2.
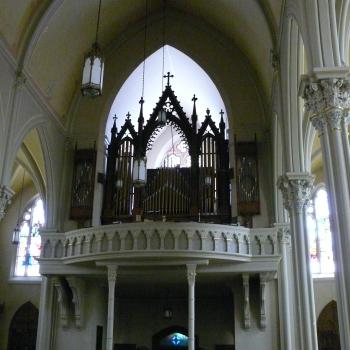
70;148;96;220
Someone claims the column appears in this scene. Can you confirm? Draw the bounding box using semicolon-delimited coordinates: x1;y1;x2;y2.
187;264;196;350
278;173;318;350
107;265;118;350
302;78;350;350
36;276;54;350
275;223;293;350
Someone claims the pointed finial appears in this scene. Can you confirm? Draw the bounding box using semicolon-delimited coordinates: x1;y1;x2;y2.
219;109;225;135
206;108;210;116
111;114;118;134
138;97;144;132
164;72;174;86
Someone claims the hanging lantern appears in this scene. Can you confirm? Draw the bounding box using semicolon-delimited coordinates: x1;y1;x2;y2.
133;157;147;187
158;109;167;124
81;43;104;97
81;0;104;97
12;223;20;245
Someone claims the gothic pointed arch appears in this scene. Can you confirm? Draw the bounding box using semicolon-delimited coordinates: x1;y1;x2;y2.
7;301;39;350
317;300;340;350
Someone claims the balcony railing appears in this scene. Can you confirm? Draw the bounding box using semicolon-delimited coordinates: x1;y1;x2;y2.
40;222;287;266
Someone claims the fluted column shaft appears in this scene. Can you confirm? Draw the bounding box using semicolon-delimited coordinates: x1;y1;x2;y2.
107;266;118;350
302;78;350;350
278;173;318;350
187;264;196;350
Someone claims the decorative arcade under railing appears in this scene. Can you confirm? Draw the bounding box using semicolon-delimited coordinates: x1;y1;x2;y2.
101;73;231;224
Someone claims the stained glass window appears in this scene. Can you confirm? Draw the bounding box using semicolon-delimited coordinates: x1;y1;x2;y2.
14;198;44;277
160;333;188;347
307;188;334;275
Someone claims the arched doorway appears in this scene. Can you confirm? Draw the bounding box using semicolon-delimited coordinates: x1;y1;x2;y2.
317;300;340;350
152;326;199;350
7;301;38;350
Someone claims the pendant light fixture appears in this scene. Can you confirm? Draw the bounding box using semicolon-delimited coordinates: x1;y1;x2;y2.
81;0;104;97
132;0;148;188
157;0;167;125
12;168;26;245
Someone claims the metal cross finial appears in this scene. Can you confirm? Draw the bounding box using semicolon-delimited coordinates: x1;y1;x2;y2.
164;72;174;86
139;96;144;105
219;109;224;119
192;94;198;103
126;112;131;119
113;114;118;122
206;108;210;115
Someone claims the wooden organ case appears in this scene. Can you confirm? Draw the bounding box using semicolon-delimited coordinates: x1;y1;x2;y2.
101;78;231;224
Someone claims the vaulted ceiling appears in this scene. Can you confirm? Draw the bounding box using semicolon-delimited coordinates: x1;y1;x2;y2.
0;0;282;121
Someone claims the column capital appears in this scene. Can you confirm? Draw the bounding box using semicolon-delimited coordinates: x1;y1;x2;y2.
278;173;314;213
274;223;291;245
300;77;350;132
107;265;118;282
187;264;197;285
0;185;15;221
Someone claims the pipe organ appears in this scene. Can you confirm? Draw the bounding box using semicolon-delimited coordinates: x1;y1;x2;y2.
101;76;231;224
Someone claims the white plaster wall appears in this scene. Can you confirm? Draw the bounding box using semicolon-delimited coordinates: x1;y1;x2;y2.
313;277;337;319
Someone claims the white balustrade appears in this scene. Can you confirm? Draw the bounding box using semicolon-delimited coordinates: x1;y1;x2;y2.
39;223;282;262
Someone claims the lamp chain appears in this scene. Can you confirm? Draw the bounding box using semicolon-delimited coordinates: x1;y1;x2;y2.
141;0;149;99
17;168;26;225
95;0;102;44
161;0;166;92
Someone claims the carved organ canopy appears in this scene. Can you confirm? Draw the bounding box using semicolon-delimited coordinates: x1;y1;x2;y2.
101;74;231;224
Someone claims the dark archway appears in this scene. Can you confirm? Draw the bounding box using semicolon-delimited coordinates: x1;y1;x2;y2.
7;301;38;350
317;300;340;350
152;326;199;350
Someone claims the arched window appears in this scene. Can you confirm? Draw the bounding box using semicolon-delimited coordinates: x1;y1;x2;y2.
306;187;334;275
14;198;44;277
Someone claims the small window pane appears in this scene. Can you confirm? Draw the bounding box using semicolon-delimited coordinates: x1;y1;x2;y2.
14;198;45;277
308;188;334;276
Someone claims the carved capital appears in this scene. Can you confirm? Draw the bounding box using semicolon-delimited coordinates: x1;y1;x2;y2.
274;223;291;246
303;79;350;113
187;264;197;286
107;265;118;282
302;78;350;132
0;185;15;221
278;173;314;213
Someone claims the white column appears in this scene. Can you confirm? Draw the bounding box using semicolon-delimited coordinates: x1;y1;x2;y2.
275;223;293;350
187;264;196;350
302;78;350;350
36;276;54;350
106;265;118;350
278;172;318;350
